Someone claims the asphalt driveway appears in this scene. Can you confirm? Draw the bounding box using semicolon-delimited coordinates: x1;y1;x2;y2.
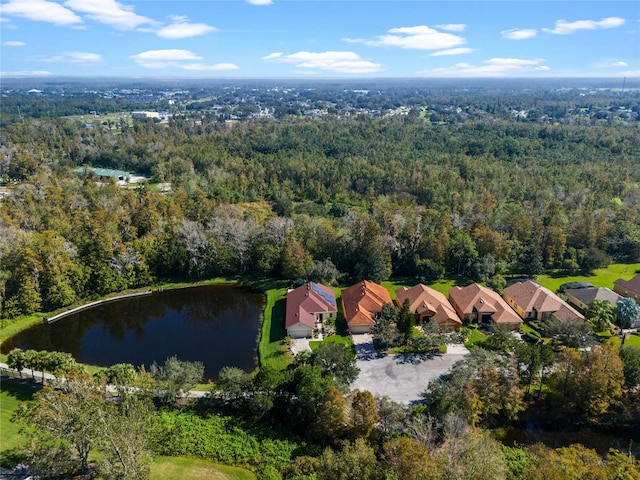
350;334;470;405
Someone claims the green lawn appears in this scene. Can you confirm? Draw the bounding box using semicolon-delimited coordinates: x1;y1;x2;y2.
380;278;413;300
150;456;256;480
0;377;40;464
609;332;640;349
381;275;470;299
309;334;352;349
536;263;640;293
460;326;487;347
258;288;293;371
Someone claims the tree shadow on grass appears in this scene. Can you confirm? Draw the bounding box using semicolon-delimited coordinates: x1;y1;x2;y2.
270;298;287;343
0;376;41;401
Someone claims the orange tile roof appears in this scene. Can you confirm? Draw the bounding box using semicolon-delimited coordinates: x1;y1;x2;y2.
449;283;522;325
341;280;392;327
396;284;462;328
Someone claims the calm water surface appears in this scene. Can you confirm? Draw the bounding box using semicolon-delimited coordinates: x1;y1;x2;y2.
1;286;264;381
498;425;640;456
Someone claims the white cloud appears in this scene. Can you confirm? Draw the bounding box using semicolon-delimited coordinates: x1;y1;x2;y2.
501;28;537;40
130;49;235;71
430;48;473;56
423;58;549;77
2;0;82;25
345;25;466;51
543;16;625;35
40;51;103;65
246;0;273;5
262;52;283;61
435;24;466;32
4;40;26;46
64;0;157;30
0;70;53;77
263;50;383;74
594;60;628;69
156;17;216;39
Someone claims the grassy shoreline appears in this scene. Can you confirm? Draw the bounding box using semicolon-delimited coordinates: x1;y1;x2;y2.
2;263;638;368
0;277;241;363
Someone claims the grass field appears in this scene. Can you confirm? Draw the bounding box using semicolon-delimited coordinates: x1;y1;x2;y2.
381;275;471;299
150;456;256;480
536;263;640;293
0;377;40;464
609;332;640;348
258;288;293;371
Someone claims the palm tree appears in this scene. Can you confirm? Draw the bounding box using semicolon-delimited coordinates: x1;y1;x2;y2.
586;299;616;333
615;298;640;337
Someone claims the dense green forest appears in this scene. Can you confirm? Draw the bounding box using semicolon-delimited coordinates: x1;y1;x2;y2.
1;111;639;317
1;83;640;479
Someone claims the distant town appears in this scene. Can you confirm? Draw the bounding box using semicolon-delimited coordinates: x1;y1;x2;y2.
1;77;638;127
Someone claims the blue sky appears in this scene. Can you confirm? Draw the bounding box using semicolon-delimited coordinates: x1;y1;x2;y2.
1;0;638;78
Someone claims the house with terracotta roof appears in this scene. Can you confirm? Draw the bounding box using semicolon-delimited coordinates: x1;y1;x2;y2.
565;287;622;313
448;283;522;329
341;280;392;334
503;279;584;323
396;284;462;330
285;282;337;338
613;273;640;302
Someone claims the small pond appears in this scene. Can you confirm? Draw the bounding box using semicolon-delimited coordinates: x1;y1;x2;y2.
1;285;264;381
497;424;640;456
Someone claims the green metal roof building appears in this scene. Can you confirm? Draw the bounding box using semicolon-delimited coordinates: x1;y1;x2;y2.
75;166;130;181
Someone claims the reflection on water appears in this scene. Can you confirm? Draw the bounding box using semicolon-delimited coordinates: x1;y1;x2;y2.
1;286;264;381
498;423;640;456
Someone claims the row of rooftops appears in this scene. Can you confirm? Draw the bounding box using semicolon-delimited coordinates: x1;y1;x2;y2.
286;273;640;336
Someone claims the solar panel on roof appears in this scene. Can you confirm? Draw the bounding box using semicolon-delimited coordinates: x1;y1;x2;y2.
311;282;335;306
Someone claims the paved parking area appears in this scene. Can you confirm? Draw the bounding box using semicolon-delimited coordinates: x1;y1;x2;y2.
350;334;470;405
291;337;312;355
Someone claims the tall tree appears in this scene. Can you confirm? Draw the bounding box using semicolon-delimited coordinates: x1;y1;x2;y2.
316;438;384;480
6;348;27;378
310;342;359;389
381;437;437;480
619;346;640;389
14;374;102;476
94;377;156;480
550;342;624;417
349;390;379;440
396;297;416;343
372;303;401;350
448;230;478;275
149;356;204;404
616;298;640;336
586;299;616;333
